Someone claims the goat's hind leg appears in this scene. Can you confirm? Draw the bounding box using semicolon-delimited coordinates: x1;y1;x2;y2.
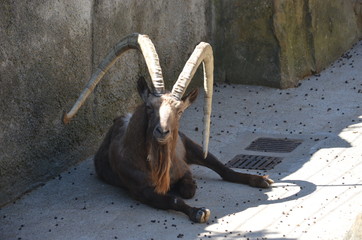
94;152;123;187
181;133;273;188
134;187;210;223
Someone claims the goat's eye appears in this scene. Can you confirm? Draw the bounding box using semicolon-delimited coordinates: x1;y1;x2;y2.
177;111;183;117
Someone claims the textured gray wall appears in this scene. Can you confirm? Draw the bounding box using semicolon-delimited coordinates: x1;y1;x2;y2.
0;1;96;206
212;0;361;88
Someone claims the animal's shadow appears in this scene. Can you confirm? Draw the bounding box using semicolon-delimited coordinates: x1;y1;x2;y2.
85;159;316;240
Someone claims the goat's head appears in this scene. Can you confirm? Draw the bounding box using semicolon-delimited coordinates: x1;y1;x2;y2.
63;33;214;158
137;77;199;144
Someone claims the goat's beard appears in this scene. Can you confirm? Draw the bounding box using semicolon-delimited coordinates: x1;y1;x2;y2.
148;138;173;195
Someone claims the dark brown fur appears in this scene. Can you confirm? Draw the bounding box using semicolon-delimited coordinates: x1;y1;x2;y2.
94;78;273;223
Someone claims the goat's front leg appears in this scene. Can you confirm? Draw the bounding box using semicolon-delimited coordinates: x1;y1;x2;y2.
174;171;197;199
133;187;210;223
180;133;273;188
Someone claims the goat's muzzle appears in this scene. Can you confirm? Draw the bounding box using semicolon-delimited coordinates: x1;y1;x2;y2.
153;125;171;144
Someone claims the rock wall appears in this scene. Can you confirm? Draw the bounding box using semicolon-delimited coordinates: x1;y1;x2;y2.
0;0;95;206
0;0;361;206
213;0;362;88
212;0;282;87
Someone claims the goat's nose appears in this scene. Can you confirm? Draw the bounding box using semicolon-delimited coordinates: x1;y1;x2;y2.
155;126;170;137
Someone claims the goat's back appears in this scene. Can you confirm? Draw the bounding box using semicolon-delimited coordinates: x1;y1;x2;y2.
94;114;132;187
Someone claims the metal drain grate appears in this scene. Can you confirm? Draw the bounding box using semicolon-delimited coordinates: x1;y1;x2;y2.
245;137;302;153
226;154;283;170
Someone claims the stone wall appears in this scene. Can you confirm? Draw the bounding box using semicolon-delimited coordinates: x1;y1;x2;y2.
0;1;95;206
0;0;361;206
213;0;362;88
212;0;282;87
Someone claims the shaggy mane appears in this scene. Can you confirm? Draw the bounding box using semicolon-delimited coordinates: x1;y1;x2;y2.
148;130;178;194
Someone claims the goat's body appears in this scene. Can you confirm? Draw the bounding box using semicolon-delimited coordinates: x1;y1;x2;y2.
94;102;273;223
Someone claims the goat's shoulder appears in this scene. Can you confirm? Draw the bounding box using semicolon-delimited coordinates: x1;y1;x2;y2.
169;132;190;184
174;133;186;161
112;113;132;126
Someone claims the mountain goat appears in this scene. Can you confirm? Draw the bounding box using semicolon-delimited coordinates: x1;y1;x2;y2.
63;33;273;223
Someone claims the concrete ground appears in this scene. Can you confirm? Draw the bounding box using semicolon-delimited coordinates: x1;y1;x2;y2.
1;40;362;240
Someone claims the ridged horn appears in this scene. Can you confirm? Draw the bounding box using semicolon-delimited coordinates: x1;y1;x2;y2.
171;42;214;158
63;33;164;124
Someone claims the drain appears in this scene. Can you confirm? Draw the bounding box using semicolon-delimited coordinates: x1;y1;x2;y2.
226;154;283;170
245;137;302;153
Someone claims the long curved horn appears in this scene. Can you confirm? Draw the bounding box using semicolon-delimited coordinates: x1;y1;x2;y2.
63;33;164;124
171;42;214;158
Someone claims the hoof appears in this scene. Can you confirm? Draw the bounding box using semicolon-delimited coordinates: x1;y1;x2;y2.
190;207;211;223
250;175;274;188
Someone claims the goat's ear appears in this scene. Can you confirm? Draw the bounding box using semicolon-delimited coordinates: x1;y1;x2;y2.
137;77;151;102
181;88;199;109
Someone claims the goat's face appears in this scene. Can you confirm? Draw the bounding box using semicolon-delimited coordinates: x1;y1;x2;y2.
137;77;198;144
